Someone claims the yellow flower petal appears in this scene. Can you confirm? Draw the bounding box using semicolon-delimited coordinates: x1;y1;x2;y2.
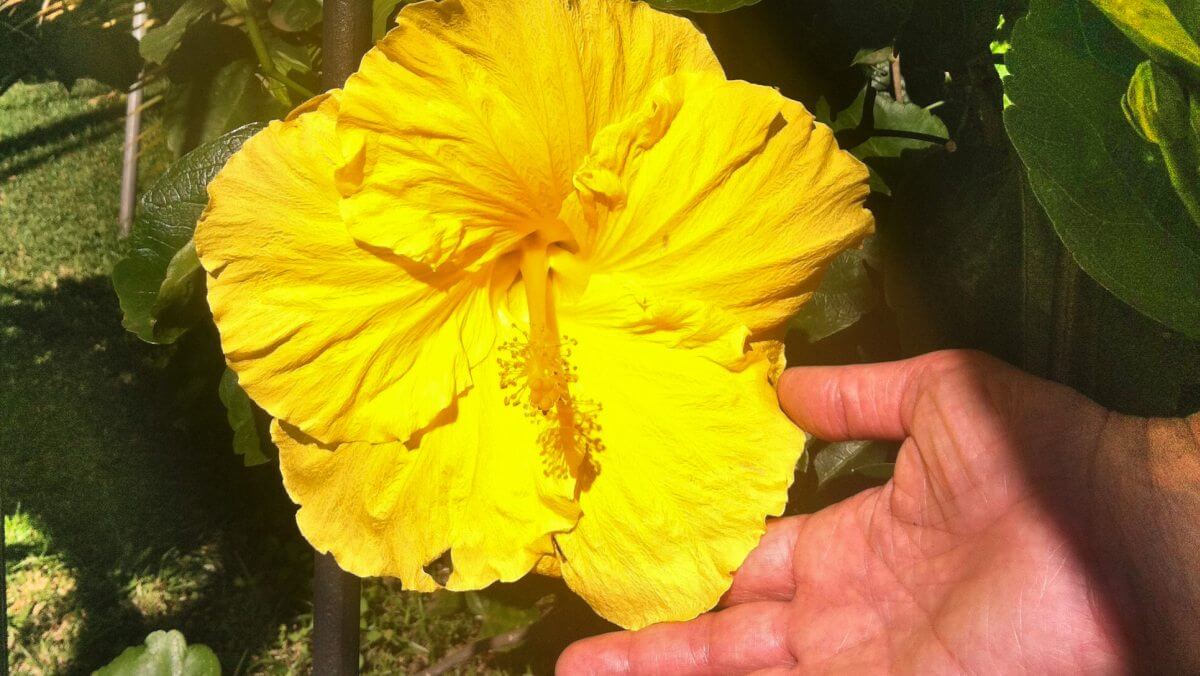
552;275;804;629
572;71;873;335
196;94;494;445
334;0;721;269
276;341;580;590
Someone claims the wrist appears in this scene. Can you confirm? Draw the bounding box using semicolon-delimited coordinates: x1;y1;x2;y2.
1084;411;1200;672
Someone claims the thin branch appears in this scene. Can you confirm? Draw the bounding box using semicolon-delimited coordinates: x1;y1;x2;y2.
415;625;533;676
861;128;951;146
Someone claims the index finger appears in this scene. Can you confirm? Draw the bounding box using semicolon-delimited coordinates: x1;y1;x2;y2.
777;351;987;442
555;601;794;676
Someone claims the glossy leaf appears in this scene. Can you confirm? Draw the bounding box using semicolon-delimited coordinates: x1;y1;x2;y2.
219;368;271;466
812;440;893;490
645;0;760;13
268;0;321;33
1004;0;1200;338
113;125;262;344
96;630;220;676
791;237;879;343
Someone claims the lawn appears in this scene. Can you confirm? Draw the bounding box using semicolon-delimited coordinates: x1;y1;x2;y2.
1;81;596;675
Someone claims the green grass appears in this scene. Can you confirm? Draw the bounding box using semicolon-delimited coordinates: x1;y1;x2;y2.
1;80;607;675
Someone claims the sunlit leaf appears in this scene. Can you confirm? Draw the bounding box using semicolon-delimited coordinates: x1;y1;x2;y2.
1089;0;1200;81
96;630;220;676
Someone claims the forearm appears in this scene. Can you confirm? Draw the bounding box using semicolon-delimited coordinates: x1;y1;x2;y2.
1088;413;1200;672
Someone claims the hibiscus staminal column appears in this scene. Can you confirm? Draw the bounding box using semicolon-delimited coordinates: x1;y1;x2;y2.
497;236;604;484
501;237;576;416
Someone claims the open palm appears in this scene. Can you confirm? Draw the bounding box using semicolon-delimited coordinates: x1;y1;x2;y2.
558;350;1126;674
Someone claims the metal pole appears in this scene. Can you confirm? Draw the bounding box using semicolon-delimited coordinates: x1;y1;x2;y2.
321;0;371;90
312;552;361;675
312;1;370;673
117;0;148;238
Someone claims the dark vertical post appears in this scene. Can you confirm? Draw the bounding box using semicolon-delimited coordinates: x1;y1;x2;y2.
313;1;370;673
321;0;372;90
313;552;361;675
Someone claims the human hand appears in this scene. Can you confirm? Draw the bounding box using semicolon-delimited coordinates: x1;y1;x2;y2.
557;350;1162;674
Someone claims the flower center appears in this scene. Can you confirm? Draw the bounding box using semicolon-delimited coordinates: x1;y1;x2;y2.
498;240;577;414
498;238;603;484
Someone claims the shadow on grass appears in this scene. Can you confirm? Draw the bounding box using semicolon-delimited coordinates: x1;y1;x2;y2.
0;276;310;673
0;103;124;177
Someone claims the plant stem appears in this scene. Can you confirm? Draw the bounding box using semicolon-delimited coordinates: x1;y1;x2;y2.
862;129;951;145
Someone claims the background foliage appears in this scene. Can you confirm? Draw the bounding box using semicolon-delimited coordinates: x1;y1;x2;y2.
4;0;1199;671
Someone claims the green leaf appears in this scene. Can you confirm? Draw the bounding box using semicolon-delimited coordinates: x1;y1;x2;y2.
1123;60;1200;225
825;87;949;194
113;125;262;344
830;88;950;160
790;237;879;343
1004;0;1200;339
139;0;219;64
852;462;896;481
1089;0;1200;81
218;368;271;466
466;590;544;638
201;59;287;143
265;34;316;76
268;0;321;32
147;240;209;344
96;630;220;676
644;0;760;13
811;440;893;490
1166;0;1200;46
372;0;408;39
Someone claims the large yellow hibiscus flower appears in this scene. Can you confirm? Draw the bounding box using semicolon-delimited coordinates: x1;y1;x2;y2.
195;0;872;629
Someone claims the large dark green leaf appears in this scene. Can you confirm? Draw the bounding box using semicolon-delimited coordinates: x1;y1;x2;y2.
646;0;760;13
113;125;262;344
1004;0;1200;339
218;368;271;466
96;630;220;676
139;0;219;64
268;0;322;32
